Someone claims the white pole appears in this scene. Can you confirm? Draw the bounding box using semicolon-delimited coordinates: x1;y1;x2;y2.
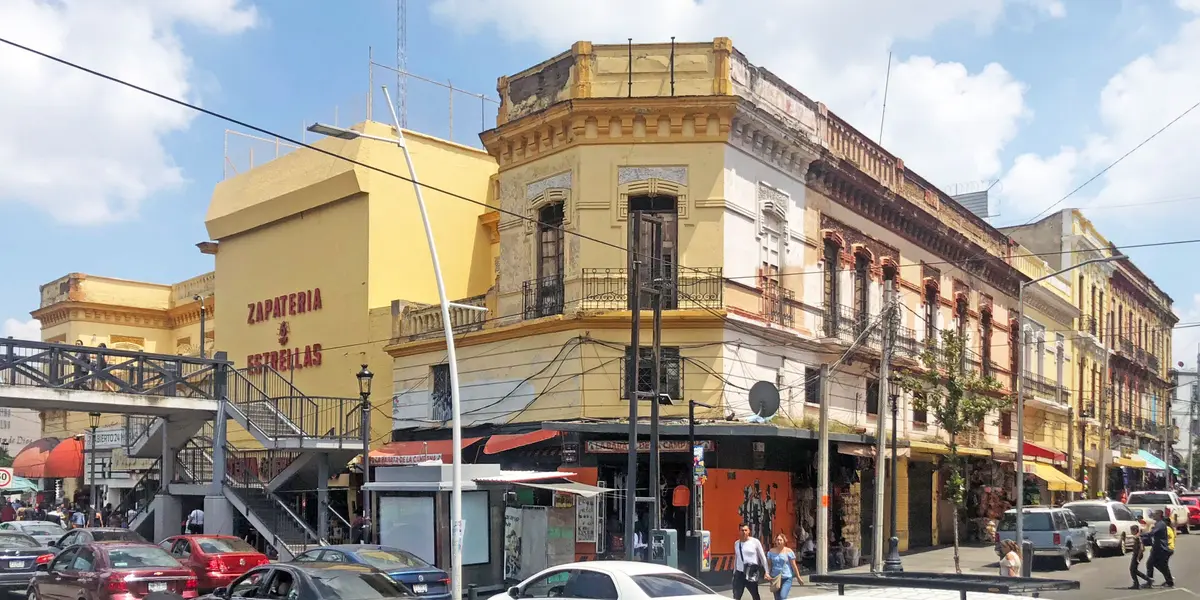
1015;286;1027;546
382;86;466;600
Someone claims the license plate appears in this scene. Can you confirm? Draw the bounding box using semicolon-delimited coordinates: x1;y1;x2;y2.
148;582;167;592
7;561;23;569
413;584;428;594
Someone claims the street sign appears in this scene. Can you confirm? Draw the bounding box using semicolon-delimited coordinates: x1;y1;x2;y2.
0;468;13;488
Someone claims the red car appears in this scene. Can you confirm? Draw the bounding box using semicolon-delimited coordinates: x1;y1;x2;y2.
159;535;268;592
29;542;197;600
1180;497;1200;528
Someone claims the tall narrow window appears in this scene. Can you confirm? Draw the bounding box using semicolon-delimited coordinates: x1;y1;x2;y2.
854;253;870;334
866;379;880;416
823;240;840;336
923;284;938;344
623;346;682;401
805;370;821;405
532;203;565;318
629;195;678;309
761;211;785;325
912;392;928;425
981;309;993;378
1099;291;1106;343
955;297;968;337
431;364;451;422
1090;285;1097;335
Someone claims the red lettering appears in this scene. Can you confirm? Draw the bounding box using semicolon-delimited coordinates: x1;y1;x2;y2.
313;288;322;311
289;293;297;315
283;348;293;371
303;346;313;367
298;292;307;313
274;296;282;318
246;354;255;370
247;304;256;324
312;343;322;366
255;301;264;322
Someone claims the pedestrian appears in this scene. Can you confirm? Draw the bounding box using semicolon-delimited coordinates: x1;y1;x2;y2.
1146;510;1175;588
767;533;801;600
185;508;204;534
70;506;86;529
1129;526;1151;589
998;539;1021;577
732;523;767;600
1;502;15;523
350;508;367;544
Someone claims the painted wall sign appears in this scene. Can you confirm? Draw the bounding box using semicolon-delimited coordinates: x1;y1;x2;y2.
584;440;715;454
247;288;323;324
247;344;322;374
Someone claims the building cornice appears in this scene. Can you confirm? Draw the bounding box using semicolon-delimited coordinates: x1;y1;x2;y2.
31;301;171;330
480;96;740;171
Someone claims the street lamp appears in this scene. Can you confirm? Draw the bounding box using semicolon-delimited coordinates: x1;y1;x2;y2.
88;412;100;525
883;394;903;572
1015;255;1124;546
356;364;374;533
308;96;486;600
193;295;207;359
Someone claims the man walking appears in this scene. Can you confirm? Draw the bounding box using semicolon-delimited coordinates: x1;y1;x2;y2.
1129;526;1151;589
185;508;204;535
1147;510;1175;588
733;523;767;600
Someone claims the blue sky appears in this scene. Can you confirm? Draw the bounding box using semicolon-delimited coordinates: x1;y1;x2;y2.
2;0;1199;366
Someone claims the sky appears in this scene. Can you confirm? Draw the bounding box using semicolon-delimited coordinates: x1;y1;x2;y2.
2;0;1200;368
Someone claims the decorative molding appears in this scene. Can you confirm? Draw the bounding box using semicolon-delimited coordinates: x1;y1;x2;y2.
616;167;690;220
818;213;898;271
728;111;820;184
756;182;790;247
618;166;687;187
526;171;572;201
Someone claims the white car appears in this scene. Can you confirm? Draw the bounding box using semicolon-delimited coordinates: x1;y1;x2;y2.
1062;499;1140;555
489;561;724;600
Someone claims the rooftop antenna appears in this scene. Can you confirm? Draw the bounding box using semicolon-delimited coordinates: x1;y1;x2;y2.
397;0;408;128
628;38;633;98
878;51;892;145
670;37;676;96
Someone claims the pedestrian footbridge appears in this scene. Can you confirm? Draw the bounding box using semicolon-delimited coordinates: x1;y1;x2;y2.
1;339;363;559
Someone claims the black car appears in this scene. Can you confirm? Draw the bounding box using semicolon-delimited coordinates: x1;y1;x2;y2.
201;562;413;600
0;531;54;593
51;528;145;550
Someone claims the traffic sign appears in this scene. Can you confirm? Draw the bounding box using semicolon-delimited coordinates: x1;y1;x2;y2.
0;468;13;488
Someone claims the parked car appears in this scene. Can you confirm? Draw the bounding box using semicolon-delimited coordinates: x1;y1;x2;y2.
1062;499;1139;555
199;562;412;600
0;532;55;594
1126;490;1189;533
50;528;146;551
159;535;270;593
995;507;1093;570
29;542;197;600
0;522;67;547
488;561;724;600
1179;497;1200;529
292;545;447;599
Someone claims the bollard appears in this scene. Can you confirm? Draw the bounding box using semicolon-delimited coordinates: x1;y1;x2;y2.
1020;540;1034;578
467;584;477;600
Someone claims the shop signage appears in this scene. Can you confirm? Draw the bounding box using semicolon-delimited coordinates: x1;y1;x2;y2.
226;455;295;482
247;344;323;374
372;453;443;466
693;445;707;485
247;288;323;324
84;426;125;450
585;440;715;454
111;449;156;471
561;442;579;464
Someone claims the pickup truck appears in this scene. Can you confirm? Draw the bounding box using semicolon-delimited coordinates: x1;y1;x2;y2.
1126;490;1190;533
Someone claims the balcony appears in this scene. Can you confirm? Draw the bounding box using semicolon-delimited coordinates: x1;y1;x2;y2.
399;294;488;340
1022;371;1070;404
579;267;723;311
1148;353;1161;373
1119;336;1134;356
759;278;795;328
1080;402;1097;419
522;275;565;319
1118;411;1133;429
1079;315;1097;336
1135;347;1147;366
895;326;921;360
820;304;881;348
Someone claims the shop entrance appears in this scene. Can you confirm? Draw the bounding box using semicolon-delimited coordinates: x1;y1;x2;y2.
907;461;934;548
595;452;692;558
859;468;875;553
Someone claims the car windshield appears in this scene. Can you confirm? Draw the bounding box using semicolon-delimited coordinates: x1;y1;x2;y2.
1129;493;1173;504
998;512;1053;531
354;549;428;570
311;572;412;599
631;573;715;597
94;531;143;543
16;524;64;536
1067;505;1111;521
0;534;39;549
108;547;183;569
196;538;257;554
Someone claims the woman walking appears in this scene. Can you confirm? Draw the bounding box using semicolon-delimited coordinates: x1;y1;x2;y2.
767;533;801;600
998;540;1021;577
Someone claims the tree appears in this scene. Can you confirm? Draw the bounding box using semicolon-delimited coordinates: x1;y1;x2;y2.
895;329;1007;574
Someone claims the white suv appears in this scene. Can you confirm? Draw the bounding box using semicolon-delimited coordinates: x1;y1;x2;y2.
1063;499;1140;555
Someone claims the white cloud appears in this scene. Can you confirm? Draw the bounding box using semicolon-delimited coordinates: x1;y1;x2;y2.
1;318;40;340
1174;296;1200;371
0;0;258;225
431;0;1055;187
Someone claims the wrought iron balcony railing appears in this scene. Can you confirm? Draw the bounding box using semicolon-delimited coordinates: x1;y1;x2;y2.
522;275;565;319
1021;371;1070;403
1148;353;1161;373
895;326;921;360
821;304;882;348
1118;411;1133;428
1119;336;1134;356
1080;315;1097;336
1135;347;1147;366
759;278;795;327
579;267;723;311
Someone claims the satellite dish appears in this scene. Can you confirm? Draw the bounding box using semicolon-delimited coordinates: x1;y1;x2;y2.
748;381;781;419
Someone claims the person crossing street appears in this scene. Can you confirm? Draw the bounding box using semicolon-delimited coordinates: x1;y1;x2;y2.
1146;510;1175;588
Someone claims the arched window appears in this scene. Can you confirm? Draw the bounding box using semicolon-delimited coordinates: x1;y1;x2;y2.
822;239;841;337
923;283;938;344
853;251;870;334
980;308;993;377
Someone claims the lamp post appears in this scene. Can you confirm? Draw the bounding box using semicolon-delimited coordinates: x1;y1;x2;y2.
308;95;487;600
1015;255;1123;545
356;365;374;535
88;412;100;525
193;294;207;359
883;394;903;572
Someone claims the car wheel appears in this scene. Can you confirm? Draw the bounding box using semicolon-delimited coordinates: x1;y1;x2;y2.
1082;542;1094;562
26;588;37;600
1061;551;1072;570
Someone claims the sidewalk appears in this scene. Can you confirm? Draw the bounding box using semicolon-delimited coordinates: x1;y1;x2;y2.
714;545;1002;598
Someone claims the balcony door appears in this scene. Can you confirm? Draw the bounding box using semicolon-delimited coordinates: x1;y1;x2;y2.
629;195;678;309
536;203;565;316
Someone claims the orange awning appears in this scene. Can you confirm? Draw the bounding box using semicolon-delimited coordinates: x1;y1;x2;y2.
12;438;59;479
484;430;561;455
370;437;483;466
44;437;84;478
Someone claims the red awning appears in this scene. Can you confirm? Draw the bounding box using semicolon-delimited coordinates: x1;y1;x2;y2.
484;430;561;455
370;437;483;466
1023;441;1066;463
44;437;85;478
12;438;60;479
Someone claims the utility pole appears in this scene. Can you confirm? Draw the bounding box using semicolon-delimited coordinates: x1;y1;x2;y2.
1190;380;1197;488
817;364;831;575
871;281;893;572
647;215;666;533
624;215;642;561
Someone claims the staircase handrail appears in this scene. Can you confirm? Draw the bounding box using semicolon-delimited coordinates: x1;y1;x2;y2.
222;443;327;549
226;370;304;437
115;457;162;526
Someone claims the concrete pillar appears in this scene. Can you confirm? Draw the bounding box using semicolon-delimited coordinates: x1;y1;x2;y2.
203;496;236;535
157;414;182;540
317;453;330;542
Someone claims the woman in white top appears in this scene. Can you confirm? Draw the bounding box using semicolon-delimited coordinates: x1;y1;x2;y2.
999;539;1022;577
